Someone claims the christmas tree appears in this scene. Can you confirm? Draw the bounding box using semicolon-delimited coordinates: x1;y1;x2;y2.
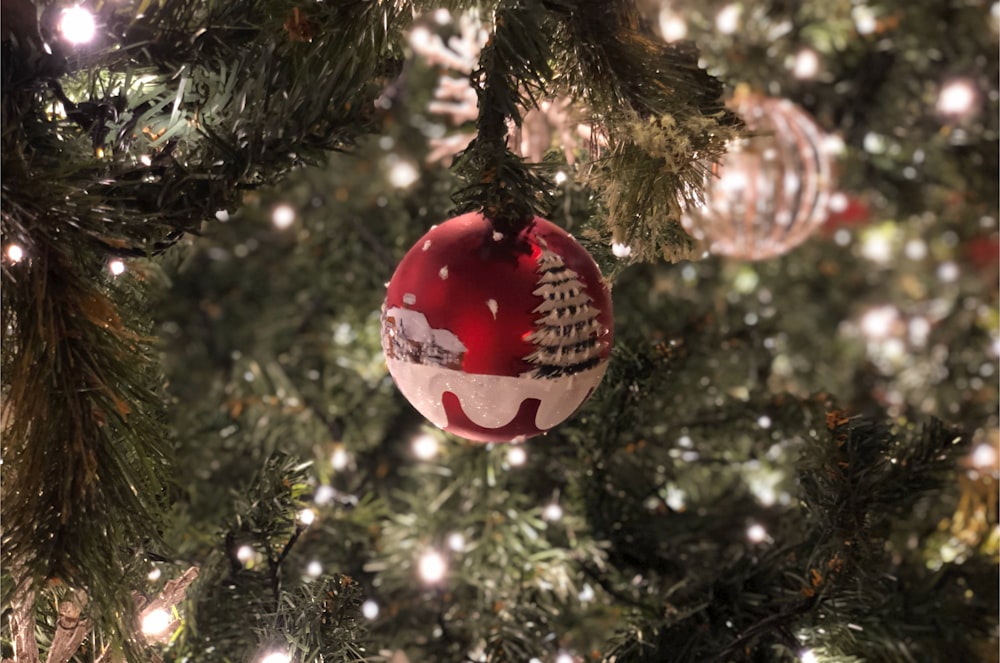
525;248;607;378
2;1;997;662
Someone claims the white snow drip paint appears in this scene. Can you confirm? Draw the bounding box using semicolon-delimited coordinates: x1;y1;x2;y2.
486;299;498;319
385;358;608;430
422;240;432;251
403;293;416;305
439;266;449;279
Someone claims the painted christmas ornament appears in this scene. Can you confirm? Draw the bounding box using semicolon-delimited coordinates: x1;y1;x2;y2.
682;94;835;260
381;213;613;442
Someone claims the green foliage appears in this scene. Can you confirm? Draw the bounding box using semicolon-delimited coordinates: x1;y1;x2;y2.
180;453;368;661
2;0;997;662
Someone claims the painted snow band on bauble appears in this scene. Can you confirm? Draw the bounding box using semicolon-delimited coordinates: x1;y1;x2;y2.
381;213;613;442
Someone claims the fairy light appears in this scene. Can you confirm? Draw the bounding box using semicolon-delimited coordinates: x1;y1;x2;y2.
297;508;315;526
314;485;335;505
970;443;998;470
936;261;960;283
611;242;632;258
937;80;977;117
543;502;563;522
271;204;296;229
555;652;574;663
716;4;741;34
259;651;291;663
860;306;898;340
6;244;24;262
362;599;380;619
59;6;97;45
306;560;323;577
747;523;768;543
331;447;349;470
861;231;893;263
554;171;567;185
236;545;255;565
109;259;126;276
852;6;877;34
792;49;820;79
140;154;152;166
148;567;162;581
418;549;447;583
388;160;419;188
412;433;439;460
409;25;433;51
659;9;688;42
800;650;818;663
506;445;527;466
578;583;595;602
447;532;466;552
141;608;172;636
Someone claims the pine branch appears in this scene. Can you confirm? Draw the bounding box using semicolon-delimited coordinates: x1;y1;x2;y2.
1;237;170;660
450;0;555;231
547;0;742;262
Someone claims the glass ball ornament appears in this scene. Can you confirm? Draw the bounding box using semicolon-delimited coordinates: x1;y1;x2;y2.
381;212;613;442
683;94;835;260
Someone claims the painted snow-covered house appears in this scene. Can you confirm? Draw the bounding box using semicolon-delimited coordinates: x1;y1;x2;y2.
382;306;467;370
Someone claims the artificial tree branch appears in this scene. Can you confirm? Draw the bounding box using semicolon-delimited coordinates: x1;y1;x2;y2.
45;590;90;663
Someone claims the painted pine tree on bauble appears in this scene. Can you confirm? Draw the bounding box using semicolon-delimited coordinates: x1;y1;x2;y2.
525;247;607;378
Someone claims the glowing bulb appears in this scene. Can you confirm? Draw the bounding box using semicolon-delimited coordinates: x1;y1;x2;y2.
298;508;315;526
60;6;97;45
578;583;595;602
971;443;997;470
109;259;125;276
800;650;818;663
148;567;162;581
388;161;419;188
904;239;927;260
747;523;768;543
418;549;447;583
306;560;323;577
543;502;563;521
861;232;892;263
141;608;172;636
412;433;439;460
314;485;335;505
140;154;152;166
259;652;291;663
936;261;960;283
716;4;741;34
236;545;254;564
272;204;295;229
409;26;433;50
554;171;567;185
331;447;349;470
362;599;380;620
7;244;24;262
757;415;772;429
555;652;574;663
506;445;527;466
447;532;466;552
659;10;688;41
852;6;877;34
793;49;820;79
860;306;898;340
937;80;976;117
611;242;632;258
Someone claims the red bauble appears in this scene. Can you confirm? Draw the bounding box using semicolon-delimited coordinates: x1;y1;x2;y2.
381;213;614;442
